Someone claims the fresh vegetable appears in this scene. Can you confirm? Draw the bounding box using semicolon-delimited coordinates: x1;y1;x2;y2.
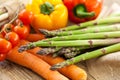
40;24;120;37
18;38;120;51
5;32;20;47
51;43;120;70
26;0;68;32
13;23;30;39
0;38;12;53
63;0;103;23
39;17;120;34
17;40;87;80
0;53;7;61
7;42;69;80
27;46;87;80
26;33;45;42
43;31;120;41
18;9;34;25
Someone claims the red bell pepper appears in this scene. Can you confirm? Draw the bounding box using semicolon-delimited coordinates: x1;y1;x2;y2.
63;0;103;23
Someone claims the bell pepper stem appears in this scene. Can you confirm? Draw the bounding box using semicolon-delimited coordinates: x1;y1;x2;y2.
40;2;54;15
74;4;95;18
76;11;95;18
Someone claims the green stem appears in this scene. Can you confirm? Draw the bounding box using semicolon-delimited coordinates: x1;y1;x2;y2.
50;43;120;70
40;2;54;15
40;24;120;37
18;38;120;52
44;31;120;41
34;38;120;47
74;4;95;18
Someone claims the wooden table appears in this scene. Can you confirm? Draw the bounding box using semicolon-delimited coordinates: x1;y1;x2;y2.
0;0;120;80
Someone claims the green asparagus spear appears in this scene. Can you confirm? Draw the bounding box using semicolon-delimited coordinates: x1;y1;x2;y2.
50;43;120;70
44;31;120;41
62;17;120;30
40;24;120;37
18;38;120;52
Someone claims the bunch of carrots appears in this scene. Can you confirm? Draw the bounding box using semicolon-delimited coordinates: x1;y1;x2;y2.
7;40;87;80
0;8;87;80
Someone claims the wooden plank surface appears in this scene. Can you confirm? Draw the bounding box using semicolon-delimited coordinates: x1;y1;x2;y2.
0;0;120;80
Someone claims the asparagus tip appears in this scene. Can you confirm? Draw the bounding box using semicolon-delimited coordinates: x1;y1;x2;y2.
52;53;58;58
50;63;63;70
18;45;29;53
18;43;35;53
39;29;52;38
37;49;48;55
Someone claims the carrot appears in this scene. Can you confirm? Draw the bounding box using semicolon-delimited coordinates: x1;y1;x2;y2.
26;33;45;42
6;41;69;80
19;40;87;80
29;48;87;80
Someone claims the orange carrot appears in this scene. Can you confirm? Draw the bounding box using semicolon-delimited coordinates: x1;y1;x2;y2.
6;42;69;80
19;40;87;80
29;48;87;80
26;33;45;42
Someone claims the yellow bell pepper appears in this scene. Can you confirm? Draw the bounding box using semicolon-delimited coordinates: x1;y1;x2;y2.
26;0;68;32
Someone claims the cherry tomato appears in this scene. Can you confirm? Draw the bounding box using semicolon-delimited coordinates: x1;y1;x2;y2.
5;32;20;47
19;9;34;25
0;53;7;61
13;24;30;39
0;38;12;53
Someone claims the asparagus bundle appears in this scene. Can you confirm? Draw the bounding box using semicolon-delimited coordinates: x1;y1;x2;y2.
40;24;120;37
18;16;120;69
50;43;120;70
